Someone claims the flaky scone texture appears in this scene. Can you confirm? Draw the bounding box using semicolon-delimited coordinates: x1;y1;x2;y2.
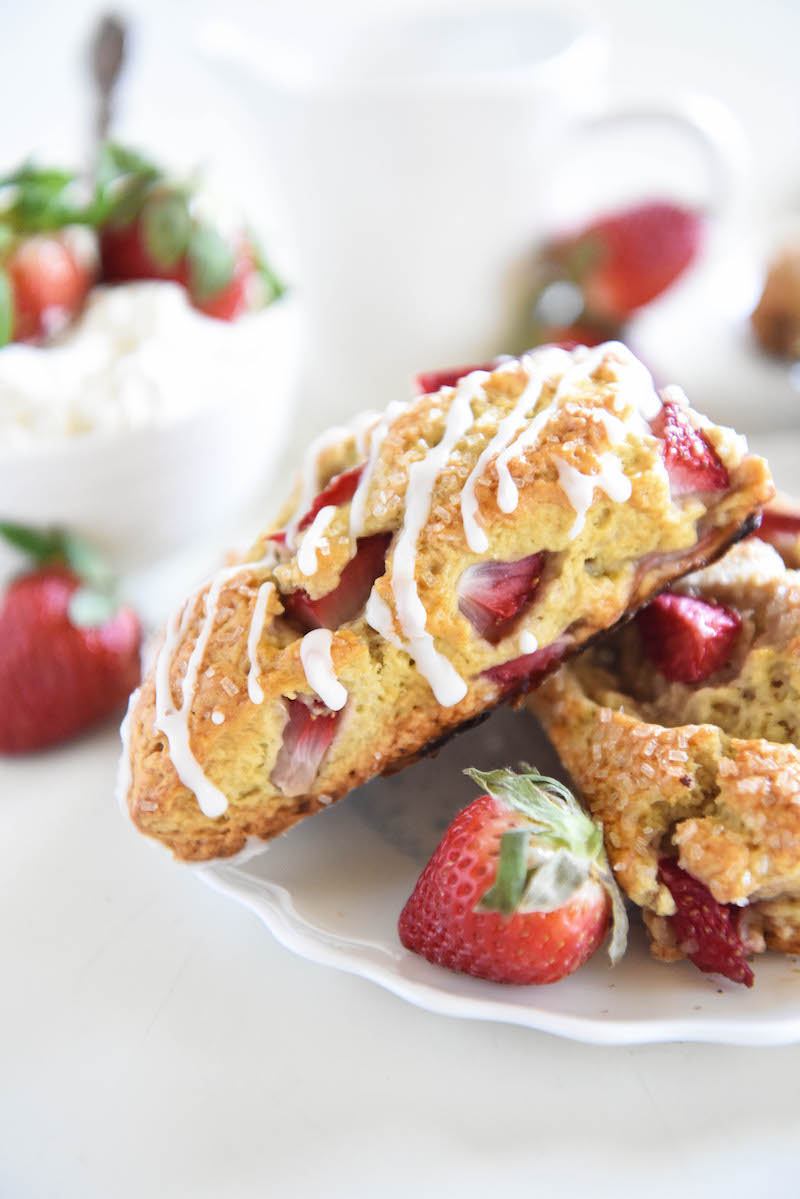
120;343;773;861
530;538;800;959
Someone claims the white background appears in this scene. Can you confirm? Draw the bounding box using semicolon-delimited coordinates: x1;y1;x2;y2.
2;2;800;1196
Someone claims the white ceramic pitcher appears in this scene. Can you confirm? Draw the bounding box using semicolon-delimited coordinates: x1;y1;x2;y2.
198;5;745;421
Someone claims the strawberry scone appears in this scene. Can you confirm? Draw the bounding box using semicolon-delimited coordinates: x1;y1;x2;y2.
120;342;772;861
530;536;800;985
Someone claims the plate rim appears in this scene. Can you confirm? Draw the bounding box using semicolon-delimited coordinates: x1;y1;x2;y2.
199;860;800;1048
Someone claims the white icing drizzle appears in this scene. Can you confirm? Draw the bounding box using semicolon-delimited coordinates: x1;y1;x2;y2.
153;553;275;818
350;399;409;540
286;410;382;551
383;370;488;706
365;589;407;653
284;423;353;550
554;452;633;539
460;347;567;552
494;344;606;515
246;580;275;704
519;630;539;654
299;629;348;711
351;408;381;457
296;505;336;576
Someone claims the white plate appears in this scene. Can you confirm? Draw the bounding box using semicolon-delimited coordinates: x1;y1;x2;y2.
199;706;800;1046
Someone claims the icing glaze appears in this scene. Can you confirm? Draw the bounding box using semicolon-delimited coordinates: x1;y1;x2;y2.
350;399;409;539
460;347;567;552
296;505;336;576
382;370;490;706
246;580;275;704
554;452;633;539
153;555;275;817
519;630;539;654
299;629;348;711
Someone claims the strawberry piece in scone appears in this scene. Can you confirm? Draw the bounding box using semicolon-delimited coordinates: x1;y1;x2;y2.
635;593;741;684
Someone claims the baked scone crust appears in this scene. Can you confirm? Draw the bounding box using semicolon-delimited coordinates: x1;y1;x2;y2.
530;538;800;959
120;343;773;861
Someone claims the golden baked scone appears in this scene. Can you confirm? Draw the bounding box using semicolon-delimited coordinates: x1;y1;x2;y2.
530;537;800;983
120;342;773;862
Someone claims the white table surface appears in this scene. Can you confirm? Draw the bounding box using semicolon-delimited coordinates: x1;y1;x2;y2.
4;1;800;1194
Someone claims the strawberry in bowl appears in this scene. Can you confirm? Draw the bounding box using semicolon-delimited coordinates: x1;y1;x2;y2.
93;143;284;319
0;144;297;567
399;765;628;985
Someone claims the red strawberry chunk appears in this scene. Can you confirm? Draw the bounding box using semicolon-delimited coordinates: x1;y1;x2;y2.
270;696;341;797
636;593;740;684
759;509;800;537
0;567;141;753
457;553;545;644
651;399;729;496
283;533;391;630
297;466;365;534
659;857;754;987
482;639;567;694
414;362;495;394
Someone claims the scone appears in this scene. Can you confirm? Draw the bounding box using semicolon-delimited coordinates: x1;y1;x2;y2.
530;536;800;984
120;342;773;861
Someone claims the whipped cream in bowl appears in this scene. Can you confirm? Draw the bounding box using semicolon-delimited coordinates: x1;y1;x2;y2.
0;281;300;566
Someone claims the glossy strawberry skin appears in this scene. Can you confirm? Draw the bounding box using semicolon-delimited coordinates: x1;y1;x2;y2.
283;533;392;630
7;234;94;342
636;593;741;684
99;221;188;287
458;553;545;644
399;794;610;984
651;399;729;495
414;362;495;394
100;221;258;323
297;466;365;535
191;243;258;321
482;640;566;694
552;202;703;322
0;567;141;753
658;857;754;987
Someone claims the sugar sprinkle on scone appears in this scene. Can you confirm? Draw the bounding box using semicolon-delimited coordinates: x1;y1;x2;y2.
120;342;773;861
530;536;800;983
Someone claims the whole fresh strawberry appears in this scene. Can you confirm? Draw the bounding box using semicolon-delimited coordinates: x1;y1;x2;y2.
0;523;141;753
0;164;98;345
94;143;284;320
399;766;628;985
548;201;703;323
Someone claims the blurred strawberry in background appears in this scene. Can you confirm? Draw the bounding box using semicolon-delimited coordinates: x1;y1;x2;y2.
520;199;705;351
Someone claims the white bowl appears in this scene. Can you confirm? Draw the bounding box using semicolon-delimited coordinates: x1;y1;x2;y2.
0;294;301;569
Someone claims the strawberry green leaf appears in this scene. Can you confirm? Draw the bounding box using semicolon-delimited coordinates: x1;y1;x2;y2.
142;192;191;268
0;164;88;232
187;225;235;301
0;521;68;562
251;237;287;302
464;764;603;859
0;268;12;347
477;828;530;916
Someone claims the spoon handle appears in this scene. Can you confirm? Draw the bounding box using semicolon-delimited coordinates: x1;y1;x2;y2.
90;13;127;149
